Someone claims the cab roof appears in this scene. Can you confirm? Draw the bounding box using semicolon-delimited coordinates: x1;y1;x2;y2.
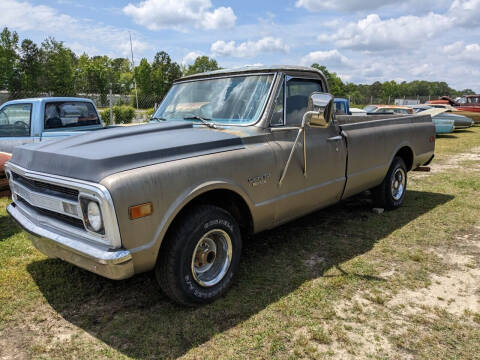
177;65;329;91
2;97;95;106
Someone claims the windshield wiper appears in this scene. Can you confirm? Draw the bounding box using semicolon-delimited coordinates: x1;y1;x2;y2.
183;115;217;129
150;116;167;122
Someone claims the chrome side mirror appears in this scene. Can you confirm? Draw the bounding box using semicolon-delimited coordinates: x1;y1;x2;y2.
305;92;334;128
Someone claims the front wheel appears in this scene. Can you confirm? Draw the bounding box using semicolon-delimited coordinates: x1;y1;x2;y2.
156;205;242;306
372;156;407;210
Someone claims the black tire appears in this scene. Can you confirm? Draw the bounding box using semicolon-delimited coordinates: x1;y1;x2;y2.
371;156;408;210
156;205;242;306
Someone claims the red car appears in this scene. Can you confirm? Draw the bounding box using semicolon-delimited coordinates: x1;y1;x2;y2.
428;96;480;113
0;152;12;196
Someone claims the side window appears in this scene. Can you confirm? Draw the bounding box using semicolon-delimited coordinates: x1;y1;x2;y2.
0;103;32;137
285;78;323;126
270;81;284;126
335;102;346;115
45;102;100;130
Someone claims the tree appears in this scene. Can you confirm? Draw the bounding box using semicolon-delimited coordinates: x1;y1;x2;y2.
111;57;132;94
41;38;76;96
185;56;219;76
311;63;346;97
151;51;182;99
89;56;113;105
19;39;43;96
0;27;19;95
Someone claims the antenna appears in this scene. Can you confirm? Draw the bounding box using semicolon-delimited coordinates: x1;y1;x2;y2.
129;31;139;110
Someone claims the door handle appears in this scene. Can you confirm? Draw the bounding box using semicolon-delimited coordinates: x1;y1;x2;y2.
327;136;343;142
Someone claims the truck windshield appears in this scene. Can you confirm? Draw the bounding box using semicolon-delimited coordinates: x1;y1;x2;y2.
153;74;274;125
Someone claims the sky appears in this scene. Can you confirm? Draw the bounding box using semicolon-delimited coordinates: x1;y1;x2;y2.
0;0;479;91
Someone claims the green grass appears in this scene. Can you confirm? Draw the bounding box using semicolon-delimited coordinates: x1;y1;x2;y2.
1;126;480;359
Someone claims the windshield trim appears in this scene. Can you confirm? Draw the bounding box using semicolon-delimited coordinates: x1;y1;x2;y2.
163;72;277;127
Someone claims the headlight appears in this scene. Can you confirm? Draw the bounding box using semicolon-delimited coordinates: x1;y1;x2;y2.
80;198;104;234
87;201;103;232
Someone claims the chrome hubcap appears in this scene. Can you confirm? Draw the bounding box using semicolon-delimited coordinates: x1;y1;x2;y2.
391;168;406;201
191;229;232;287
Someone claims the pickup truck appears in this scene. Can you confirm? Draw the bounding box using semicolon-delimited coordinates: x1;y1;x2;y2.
0;97;104;191
334;98;351;115
0;97;104;154
6;66;435;305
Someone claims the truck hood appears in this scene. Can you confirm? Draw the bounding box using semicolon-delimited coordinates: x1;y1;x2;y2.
9;122;244;182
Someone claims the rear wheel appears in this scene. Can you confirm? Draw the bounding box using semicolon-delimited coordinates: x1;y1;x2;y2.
156;205;242;306
372;156;407;210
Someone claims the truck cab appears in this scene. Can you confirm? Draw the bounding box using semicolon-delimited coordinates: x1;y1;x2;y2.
0;97;103;154
334;98;351;115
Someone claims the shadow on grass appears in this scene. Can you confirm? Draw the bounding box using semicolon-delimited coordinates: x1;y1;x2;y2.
27;190;453;359
436;134;458;139
0;211;22;241
453;129;474;134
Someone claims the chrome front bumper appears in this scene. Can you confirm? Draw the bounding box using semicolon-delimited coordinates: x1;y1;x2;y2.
7;203;134;280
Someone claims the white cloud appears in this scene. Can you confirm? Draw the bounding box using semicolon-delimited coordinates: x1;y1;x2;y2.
323;13;452;51
296;0;453;12
123;0;236;31
211;37;289;58
0;0;149;58
181;51;203;65
317;0;480;51
295;0;400;12
300;49;352;68
443;41;480;62
449;0;480;26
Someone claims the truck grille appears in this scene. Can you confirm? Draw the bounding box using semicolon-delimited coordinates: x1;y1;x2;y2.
12;172;79;200
17;196;85;230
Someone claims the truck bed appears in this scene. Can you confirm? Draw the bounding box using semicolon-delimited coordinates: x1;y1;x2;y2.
335;114;434;199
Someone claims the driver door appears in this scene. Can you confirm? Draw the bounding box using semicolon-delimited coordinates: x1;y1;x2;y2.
270;76;347;225
0;103;33;153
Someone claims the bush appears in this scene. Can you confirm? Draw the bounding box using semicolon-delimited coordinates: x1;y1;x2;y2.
145;108;155;118
112;105;135;124
99;109;111;125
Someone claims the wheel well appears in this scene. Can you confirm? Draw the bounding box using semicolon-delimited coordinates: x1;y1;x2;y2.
160;189;253;251
395;146;414;171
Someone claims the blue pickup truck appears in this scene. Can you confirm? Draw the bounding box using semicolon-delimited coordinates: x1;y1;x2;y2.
334;98;351;115
0;97;104;154
0;97;104;191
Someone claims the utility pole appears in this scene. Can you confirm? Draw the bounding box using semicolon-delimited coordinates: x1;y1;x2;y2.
129;32;139;110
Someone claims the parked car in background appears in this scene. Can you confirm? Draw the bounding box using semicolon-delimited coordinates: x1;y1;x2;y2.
412;107;455;134
0;97;105;194
334;98;367;116
0;97;104;154
428;104;480;124
364;105;414;115
6;66;435;305
334;98;351;115
412;105;473;130
428;96;480;113
350;107;367;116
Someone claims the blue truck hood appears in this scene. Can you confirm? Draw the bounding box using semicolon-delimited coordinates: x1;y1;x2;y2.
10;122;244;183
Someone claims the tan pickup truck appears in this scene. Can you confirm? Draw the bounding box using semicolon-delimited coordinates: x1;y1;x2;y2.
6;66;435;305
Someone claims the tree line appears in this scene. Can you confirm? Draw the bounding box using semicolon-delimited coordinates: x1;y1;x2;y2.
0;27;475;109
312;64;475;103
0;27;220;107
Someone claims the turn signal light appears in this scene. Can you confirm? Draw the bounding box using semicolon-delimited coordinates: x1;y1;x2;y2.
129;202;153;220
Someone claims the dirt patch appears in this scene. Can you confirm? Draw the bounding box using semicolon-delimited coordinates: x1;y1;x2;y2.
429;147;480;174
0;304;97;359
389;225;480;316
388;269;480;315
323;225;480;359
